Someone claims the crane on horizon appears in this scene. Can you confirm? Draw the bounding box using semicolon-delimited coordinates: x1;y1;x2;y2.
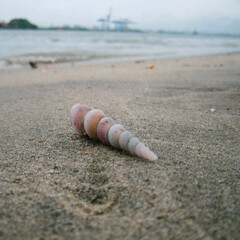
98;8;112;31
112;18;134;31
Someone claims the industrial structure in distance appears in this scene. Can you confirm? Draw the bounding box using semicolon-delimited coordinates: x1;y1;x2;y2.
98;8;134;31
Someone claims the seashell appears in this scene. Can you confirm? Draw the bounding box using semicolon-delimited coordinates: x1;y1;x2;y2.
127;137;140;154
135;142;157;161
108;124;125;149
97;117;115;144
70;104;158;161
119;131;133;151
70;104;91;134
84;109;105;140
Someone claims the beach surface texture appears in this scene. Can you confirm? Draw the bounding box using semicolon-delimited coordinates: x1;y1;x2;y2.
0;53;239;239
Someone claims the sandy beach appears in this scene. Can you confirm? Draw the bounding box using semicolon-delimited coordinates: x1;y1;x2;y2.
0;53;239;239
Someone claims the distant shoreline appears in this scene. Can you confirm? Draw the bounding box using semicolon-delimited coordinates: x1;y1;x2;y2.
1;18;240;37
1;28;239;37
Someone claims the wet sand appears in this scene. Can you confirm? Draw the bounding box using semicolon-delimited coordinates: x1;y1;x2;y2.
0;53;240;239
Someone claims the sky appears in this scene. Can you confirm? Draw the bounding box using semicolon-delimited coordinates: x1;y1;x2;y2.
1;0;240;33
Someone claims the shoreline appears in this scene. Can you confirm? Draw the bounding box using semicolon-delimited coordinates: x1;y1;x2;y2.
0;52;239;239
1;29;240;71
1;50;240;72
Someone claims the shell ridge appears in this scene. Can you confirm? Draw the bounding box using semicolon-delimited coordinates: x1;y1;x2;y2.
108;124;125;148
119;130;133;151
127;137;140;154
96;117;115;144
84;109;105;140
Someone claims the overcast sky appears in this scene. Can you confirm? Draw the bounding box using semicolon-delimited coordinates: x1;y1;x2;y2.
1;0;240;33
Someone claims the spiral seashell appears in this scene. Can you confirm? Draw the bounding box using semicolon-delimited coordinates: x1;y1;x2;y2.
97;117;115;144
84;109;105;140
119;131;133;151
108;124;125;149
70;104;91;134
70;103;158;161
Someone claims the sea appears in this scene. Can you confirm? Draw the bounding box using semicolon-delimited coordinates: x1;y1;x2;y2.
0;30;240;69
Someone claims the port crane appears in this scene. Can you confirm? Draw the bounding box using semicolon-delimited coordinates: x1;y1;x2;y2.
98;8;112;31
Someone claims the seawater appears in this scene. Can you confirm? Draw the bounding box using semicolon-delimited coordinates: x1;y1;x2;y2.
0;30;240;68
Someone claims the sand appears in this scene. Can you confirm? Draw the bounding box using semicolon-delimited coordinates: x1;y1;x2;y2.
0;53;239;240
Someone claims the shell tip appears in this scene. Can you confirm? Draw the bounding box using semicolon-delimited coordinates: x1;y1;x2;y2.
136;143;158;162
146;151;158;161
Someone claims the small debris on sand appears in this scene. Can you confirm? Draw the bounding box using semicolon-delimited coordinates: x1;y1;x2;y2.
29;60;55;69
146;65;154;69
135;60;145;64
